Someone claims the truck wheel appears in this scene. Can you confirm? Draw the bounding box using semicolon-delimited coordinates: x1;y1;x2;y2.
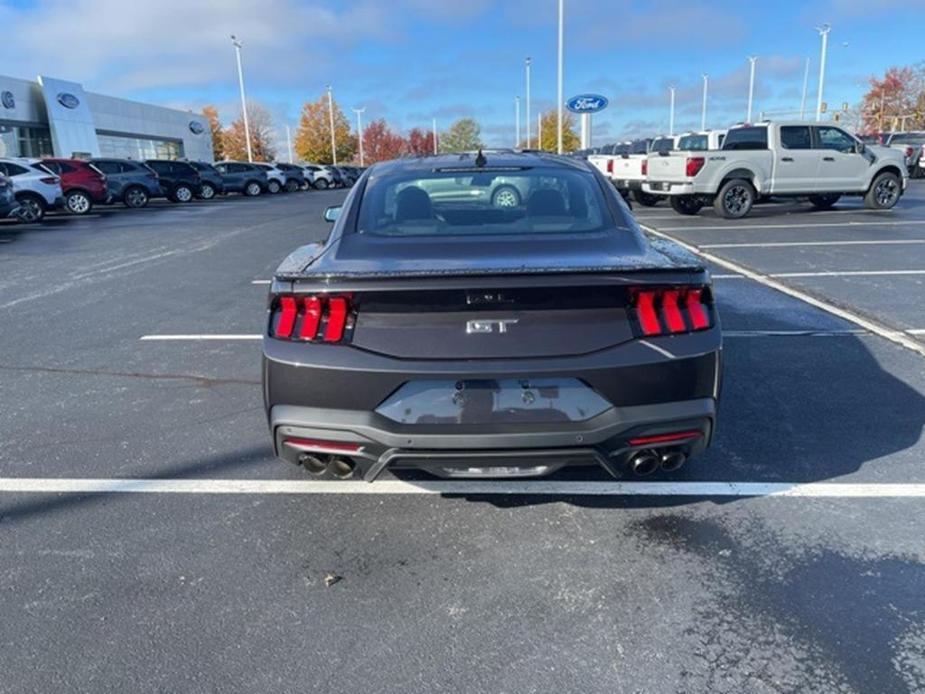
808;194;841;210
670;195;703;216
864;172;901;210
633;190;661;207
714;179;755;219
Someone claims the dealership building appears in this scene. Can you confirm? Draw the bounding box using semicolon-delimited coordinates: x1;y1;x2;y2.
0;74;213;162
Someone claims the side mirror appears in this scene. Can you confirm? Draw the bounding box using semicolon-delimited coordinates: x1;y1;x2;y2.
323;205;342;223
856;142;866;155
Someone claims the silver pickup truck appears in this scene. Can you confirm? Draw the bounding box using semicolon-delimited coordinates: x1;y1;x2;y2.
643;121;908;218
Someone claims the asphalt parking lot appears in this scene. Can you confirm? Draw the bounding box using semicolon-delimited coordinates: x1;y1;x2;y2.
2;187;925;693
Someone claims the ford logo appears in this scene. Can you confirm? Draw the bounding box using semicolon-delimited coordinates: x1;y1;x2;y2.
189;121;205;135
1;91;14;110
57;92;80;109
566;94;609;114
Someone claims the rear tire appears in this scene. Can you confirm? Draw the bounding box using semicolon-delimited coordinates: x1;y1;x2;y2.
284;179;299;193
808;193;841;210
633;189;661;207
864;171;901;210
314;178;329;190
15;194;45;223
123;186;149;208
670;195;703;216
267;180;281;194
64;190;93;215
172;184;193;203
244;181;262;197
714;178;755;219
199;182;216;200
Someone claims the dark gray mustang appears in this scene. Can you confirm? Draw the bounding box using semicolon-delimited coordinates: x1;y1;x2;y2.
262;151;722;481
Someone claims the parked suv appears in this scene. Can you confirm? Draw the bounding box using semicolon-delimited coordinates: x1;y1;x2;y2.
303;163;334;189
0;173;19;219
213;162;268;196
91;158;162;208
40;158;108;215
187;161;226;199
273;163;308;192
0;158;63;223
144;160;202;203
250;163;287;194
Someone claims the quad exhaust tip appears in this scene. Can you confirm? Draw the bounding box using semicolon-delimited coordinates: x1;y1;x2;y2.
297;453;356;479
629;450;660;476
660;450;687;472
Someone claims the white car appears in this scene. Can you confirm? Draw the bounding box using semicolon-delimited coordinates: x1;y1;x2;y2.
0;157;63;223
302;163;334;189
251;163;287;194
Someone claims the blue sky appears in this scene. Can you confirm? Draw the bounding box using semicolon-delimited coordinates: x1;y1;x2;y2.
1;0;923;150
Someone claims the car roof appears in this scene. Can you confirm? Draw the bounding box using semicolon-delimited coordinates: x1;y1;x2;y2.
370;151;589;177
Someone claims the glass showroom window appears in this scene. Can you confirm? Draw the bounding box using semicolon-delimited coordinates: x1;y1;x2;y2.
97;134;183;160
0;125;53;157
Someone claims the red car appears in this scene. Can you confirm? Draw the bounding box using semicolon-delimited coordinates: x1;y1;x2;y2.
40;159;109;215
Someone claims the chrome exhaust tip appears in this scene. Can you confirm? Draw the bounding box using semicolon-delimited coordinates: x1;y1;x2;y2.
298;453;330;476
629;450;660;476
660;450;687;472
328;457;356;480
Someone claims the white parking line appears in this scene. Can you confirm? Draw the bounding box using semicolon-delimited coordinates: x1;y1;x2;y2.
251;280;271;285
658;220;925;232
2;477;925;498
702;240;925;249
139;334;262;341
639;223;925;358
712;274;746;279
723;330;865;337
771;270;925;278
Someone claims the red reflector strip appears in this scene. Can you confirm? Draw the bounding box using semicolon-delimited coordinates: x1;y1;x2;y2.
635;291;661;335
641;159;648;176
628;430;702;446
686;289;709;330
282;437;361;453
323;297;348;342
299;296;322;340
276;296;297;338
661;290;686;333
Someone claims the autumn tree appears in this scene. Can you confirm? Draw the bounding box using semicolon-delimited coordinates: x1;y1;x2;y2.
202;105;224;161
407;127;434;156
223;102;277;162
537;110;580;153
861;65;925;133
294;94;355;164
361;119;407;164
439;118;483;153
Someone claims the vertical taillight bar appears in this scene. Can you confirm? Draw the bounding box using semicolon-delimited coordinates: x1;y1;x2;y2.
276;296;297;338
324;297;349;342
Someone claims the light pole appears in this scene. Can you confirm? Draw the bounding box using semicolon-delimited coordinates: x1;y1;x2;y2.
815;24;831;122
326;84;337;166
556;0;564;154
668;86;676;136
285;125;293;163
352;107;365;166
230;35;253;162
525;57;532;148
746;56;757;123
515;96;521;147
800;57;810;119
701;73;709;131
432;118;438;155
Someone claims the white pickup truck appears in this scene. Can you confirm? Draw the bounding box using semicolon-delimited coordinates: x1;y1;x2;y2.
589;136;679;206
642;121;908;218
885;132;925;178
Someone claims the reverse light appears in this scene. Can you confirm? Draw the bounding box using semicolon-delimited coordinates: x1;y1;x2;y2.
630;287;713;337
685;156;706;177
271;294;353;343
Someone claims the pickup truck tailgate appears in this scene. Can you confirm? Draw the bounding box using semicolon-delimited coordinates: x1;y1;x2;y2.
647;153;690;183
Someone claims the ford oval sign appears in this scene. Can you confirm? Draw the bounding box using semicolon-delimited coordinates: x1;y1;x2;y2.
1;91;14;110
566;94;608;114
189;121;205;135
57;92;80;109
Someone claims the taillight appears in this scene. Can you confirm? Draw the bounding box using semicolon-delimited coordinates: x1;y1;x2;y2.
905;146;914;158
630;287;712;337
271;294;353;343
40;177;59;185
607;159;614;174
641;159;648;176
685;156;705;177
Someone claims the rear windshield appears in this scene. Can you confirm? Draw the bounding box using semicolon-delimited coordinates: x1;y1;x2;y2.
722;127;768;150
357;166;611;237
678;134;708;151
650;138;675;152
614;143;629;155
630;139;649;154
889;133;925;145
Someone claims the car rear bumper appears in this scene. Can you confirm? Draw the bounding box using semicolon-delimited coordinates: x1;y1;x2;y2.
263;331;722;480
643;181;695;196
613;179;643;191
